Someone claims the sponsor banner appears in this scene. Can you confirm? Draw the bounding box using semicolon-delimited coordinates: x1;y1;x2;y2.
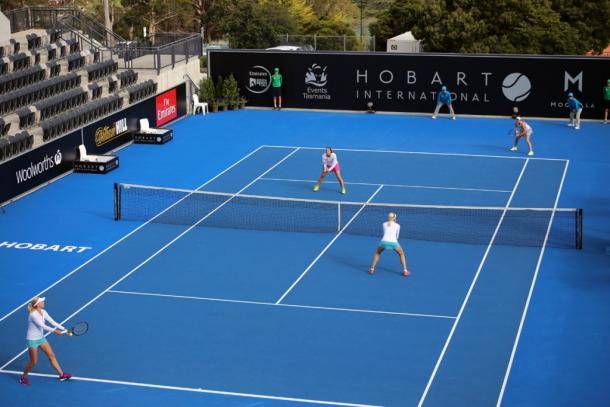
83;83;186;154
0;241;92;253
0;83;188;204
0;131;80;203
209;50;610;118
156;88;178;126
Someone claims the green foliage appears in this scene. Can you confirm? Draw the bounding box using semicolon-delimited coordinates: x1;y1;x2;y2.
221;74;240;101
214;75;224;99
551;0;610;54
199;77;216;102
303;16;358;50
225;0;302;48
370;0;604;55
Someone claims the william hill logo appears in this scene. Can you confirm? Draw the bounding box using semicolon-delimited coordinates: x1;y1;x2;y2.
95;126;118;147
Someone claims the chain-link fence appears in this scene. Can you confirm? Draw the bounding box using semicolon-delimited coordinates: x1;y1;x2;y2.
275;35;375;52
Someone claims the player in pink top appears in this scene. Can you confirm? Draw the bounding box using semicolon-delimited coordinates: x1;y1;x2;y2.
313;147;346;194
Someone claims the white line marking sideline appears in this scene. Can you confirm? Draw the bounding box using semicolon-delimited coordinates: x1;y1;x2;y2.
495;160;570;406
0;369;380;407
0;145;268;325
416;158;531;406
0;148;300;371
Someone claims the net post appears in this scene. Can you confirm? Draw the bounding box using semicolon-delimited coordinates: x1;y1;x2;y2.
576;208;583;250
337;202;341;232
113;183;121;221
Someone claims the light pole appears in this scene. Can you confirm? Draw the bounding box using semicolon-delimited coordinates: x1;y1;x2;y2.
355;0;366;40
103;0;112;45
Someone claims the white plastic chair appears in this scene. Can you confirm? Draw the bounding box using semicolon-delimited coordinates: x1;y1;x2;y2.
192;94;208;115
139;118;166;134
78;144;96;162
139;118;151;133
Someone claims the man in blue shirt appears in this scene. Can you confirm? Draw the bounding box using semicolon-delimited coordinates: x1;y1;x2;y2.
432;85;456;120
567;92;583;130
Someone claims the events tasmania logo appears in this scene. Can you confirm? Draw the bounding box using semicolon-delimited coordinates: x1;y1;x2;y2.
303;63;331;101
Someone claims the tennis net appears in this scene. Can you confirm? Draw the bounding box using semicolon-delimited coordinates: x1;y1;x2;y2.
114;183;583;249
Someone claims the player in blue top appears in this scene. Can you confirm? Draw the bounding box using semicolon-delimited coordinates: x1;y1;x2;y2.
567;92;583;130
432;85;456;120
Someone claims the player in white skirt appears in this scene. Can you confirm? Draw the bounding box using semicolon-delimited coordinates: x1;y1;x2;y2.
510;116;534;156
369;212;410;276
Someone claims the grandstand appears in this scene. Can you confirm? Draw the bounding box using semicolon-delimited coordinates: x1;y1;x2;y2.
0;6;201;163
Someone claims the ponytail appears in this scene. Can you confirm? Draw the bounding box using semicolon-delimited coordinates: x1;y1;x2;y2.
27;297;39;312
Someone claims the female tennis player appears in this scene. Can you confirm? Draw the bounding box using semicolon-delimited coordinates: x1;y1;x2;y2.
510;116;534;156
313;147;346;195
369;212;410;276
20;297;72;385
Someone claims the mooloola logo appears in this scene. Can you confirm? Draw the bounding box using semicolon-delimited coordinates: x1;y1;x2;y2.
502;73;531;102
246;65;271;94
15;149;63;184
305;64;328;87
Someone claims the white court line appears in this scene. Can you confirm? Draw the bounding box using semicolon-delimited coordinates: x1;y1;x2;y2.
0;145;269;325
261;177;512;194
0;148;301;371
496;160;570;406
108;289;456;320
0;370;379;407
275;185;384;305
262;144;568;162
417;158;531;407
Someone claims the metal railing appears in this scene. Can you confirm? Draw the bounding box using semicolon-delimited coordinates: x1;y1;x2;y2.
276;34;375;52
5;6;203;74
183;73;200;115
118;34;202;73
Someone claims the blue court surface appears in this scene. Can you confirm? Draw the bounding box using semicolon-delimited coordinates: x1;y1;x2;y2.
1;110;609;406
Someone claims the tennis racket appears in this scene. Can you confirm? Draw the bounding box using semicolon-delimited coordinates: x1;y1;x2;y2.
66;321;88;337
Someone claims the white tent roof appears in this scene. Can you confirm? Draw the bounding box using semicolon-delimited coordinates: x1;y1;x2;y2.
389;31;417;42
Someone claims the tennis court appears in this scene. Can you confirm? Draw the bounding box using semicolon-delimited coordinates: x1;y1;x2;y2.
0;110;608;406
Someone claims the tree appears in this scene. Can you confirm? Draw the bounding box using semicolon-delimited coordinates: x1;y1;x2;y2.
551;0;610;54
225;0;304;49
118;0;191;40
305;0;358;19
303;16;358;49
370;0;588;54
193;0;229;42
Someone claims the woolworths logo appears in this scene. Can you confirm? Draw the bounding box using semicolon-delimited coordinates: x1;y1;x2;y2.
15;150;63;184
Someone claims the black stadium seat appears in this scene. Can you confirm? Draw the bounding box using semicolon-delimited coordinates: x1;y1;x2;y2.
0;72;81;115
0;137;8;160
40;94;123;141
10;53;31;71
0;65;46;95
117;70;138;89
86;60;118;82
67;53;85;71
10;39;20;54
127;80;157;104
26;34;41;50
17;107;36;129
0;118;10;136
